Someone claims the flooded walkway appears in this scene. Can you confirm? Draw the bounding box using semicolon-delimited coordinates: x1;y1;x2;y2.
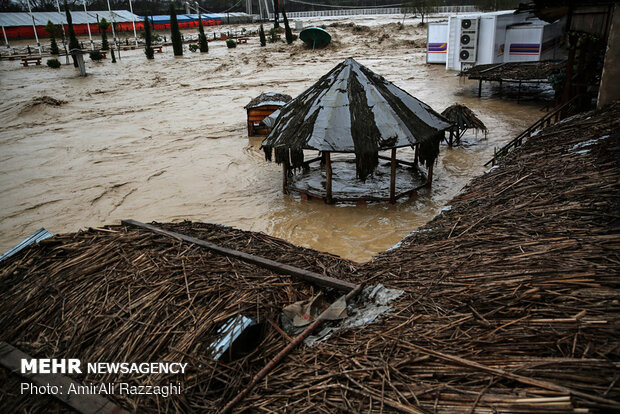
0;16;545;262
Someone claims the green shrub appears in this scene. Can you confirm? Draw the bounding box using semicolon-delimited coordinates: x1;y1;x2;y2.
89;50;103;61
226;39;237;48
47;58;61;68
189;43;198;52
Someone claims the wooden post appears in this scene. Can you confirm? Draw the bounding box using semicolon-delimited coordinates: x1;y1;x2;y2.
325;151;332;204
282;162;289;195
517;80;522;103
478;79;482;97
390;148;397;204
413;144;419;166
427;163;434;188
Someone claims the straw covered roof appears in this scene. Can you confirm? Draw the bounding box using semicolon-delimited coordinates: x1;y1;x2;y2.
465;61;565;82
244;92;292;109
262;57;451;179
441;103;488;133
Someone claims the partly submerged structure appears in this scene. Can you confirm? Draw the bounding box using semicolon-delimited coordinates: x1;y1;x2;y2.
245;92;292;136
262;57;451;204
441;103;488;146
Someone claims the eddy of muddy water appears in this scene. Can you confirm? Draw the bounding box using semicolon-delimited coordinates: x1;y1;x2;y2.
0;15;545;262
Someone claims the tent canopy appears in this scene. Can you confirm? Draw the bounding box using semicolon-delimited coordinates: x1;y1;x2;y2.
0;11;139;27
262;57;450;179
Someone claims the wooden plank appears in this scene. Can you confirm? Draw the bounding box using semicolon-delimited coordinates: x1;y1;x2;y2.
0;342;129;414
121;219;356;292
325;152;332;204
389;148;396;204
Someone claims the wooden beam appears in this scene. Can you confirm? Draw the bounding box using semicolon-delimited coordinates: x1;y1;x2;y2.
121;219;357;292
282;162;289;195
0;342;129;414
325;151;332;204
427;163;434;188
389;148;396;204
378;155;415;167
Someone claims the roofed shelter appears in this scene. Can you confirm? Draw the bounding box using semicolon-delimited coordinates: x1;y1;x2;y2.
245;92;292;136
441;103;488;146
262;58;451;204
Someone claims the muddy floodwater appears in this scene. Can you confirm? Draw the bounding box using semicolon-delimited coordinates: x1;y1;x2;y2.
0;15;546;262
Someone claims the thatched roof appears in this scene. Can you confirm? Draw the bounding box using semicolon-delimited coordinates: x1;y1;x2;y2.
441;103;488;133
465;61;565;82
262;58;451;179
244;92;292;109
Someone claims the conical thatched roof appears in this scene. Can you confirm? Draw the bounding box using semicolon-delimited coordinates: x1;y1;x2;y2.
262;58;451;179
441;104;487;133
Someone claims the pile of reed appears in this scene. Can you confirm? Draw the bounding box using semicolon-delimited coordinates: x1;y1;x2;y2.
1;103;618;413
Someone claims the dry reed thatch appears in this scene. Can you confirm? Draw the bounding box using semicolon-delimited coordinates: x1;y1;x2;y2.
441;103;488;133
1;103;619;413
465;61;565;82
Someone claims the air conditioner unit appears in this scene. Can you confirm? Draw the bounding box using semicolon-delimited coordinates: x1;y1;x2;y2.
459;17;479;63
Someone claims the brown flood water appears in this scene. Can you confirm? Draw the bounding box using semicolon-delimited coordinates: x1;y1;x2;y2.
0;15;546;262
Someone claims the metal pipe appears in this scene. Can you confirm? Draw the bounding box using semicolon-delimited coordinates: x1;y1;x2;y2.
25;0;42;55
1;25;9;49
128;0;138;46
54;0;69;55
105;0;117;48
221;283;363;413
82;0;94;50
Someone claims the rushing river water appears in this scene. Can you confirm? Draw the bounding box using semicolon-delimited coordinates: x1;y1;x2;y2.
0;16;547;262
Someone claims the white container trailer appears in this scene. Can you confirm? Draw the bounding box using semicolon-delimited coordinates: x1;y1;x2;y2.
446;11;527;71
504;20;563;63
427;21;448;64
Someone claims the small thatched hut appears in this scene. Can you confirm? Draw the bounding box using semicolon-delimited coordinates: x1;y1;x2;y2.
245;92;292;136
262;57;451;203
441;103;488;146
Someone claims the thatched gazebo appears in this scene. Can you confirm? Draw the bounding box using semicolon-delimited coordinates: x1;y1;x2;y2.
441;104;488;146
245;92;292;136
262;58;451;204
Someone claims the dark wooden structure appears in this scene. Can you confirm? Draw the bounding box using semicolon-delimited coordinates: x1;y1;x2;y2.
441;104;488;146
245;92;292;136
263;58;451;204
465;61;564;101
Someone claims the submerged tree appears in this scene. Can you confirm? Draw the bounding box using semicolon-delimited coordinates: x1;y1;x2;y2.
259;24;266;47
45;20;60;55
282;8;293;44
144;14;154;59
98;18;111;50
198;14;208;53
170;3;183;56
403;0;438;25
64;1;80;67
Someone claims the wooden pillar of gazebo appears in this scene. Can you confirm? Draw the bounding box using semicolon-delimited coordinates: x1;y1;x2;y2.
390;148;397;203
282;163;289;195
325;152;333;204
427;163;434;188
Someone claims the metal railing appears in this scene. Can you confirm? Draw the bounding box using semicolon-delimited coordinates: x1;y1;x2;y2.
271;5;477;19
485;95;583;167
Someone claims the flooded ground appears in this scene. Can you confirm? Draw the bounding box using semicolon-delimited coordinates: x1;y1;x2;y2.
0;14;547;262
